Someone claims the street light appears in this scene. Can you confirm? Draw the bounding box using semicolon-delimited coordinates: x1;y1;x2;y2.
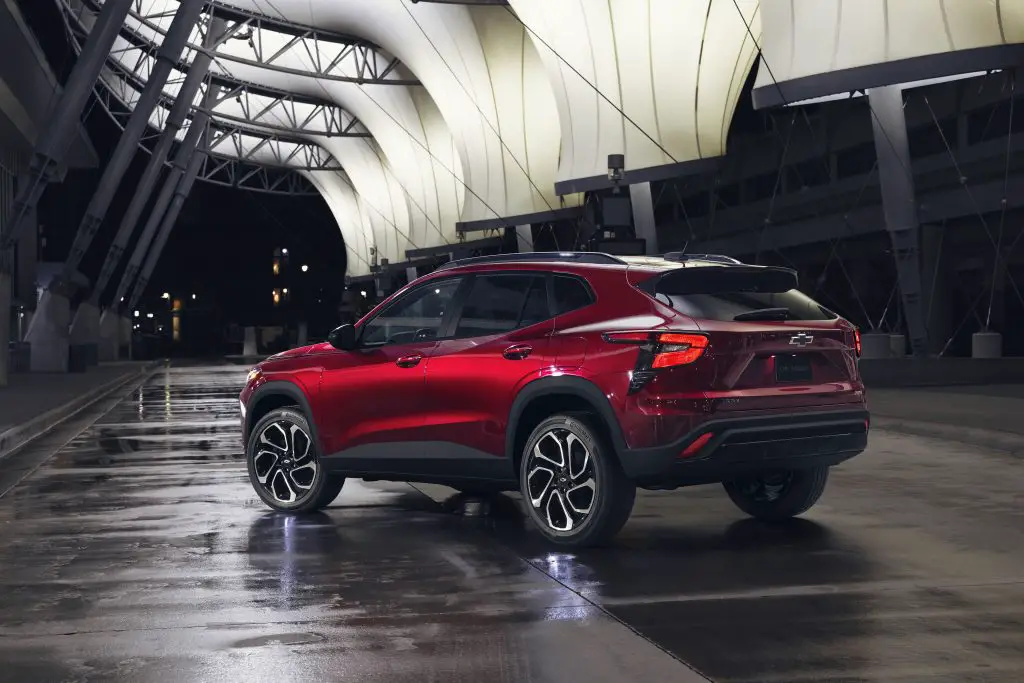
192;294;197;300
301;264;309;272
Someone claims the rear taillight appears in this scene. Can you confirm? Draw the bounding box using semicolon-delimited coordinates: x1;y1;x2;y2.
603;331;709;393
854;328;862;357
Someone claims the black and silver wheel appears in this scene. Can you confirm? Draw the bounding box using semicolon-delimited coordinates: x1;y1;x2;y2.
246;408;345;513
723;466;829;522
519;414;635;547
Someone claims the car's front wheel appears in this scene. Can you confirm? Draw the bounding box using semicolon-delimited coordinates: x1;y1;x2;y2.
247;407;345;513
723;466;829;521
519;414;635;547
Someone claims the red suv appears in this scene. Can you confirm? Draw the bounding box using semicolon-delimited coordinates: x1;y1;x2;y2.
240;252;868;546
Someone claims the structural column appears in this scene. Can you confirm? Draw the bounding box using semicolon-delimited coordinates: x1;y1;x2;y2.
867;85;929;357
0;0;134;254
0;0;134;382
127;125;210;312
90;18;225;362
39;0;207;370
629;182;659;255
515;224;533;253
101;87;220;360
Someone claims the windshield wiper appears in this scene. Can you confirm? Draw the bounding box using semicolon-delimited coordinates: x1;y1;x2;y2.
734;307;791;321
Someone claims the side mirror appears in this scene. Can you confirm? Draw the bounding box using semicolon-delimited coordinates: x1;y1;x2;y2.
327;324;358;351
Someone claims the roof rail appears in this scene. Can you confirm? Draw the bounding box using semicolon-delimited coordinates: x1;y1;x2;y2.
435;251;627;272
662;252;743;265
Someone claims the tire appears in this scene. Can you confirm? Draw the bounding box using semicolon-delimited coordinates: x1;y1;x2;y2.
519;414;635;547
246;407;345;513
723;466;829;522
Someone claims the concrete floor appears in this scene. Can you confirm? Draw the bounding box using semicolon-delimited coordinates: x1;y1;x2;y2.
0;365;1021;682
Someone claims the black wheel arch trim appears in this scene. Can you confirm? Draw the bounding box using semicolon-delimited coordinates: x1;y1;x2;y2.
506;376;628;461
245;380;323;452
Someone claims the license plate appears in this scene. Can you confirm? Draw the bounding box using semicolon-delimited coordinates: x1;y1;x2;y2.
776;354;812;383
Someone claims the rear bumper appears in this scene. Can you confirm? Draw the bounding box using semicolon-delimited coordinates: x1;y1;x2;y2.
619;409;869;487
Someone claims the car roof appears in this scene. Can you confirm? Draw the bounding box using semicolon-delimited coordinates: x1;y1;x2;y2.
433;251;743;277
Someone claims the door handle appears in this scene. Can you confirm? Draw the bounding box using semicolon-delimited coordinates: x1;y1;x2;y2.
396;354;422;368
503;344;533;361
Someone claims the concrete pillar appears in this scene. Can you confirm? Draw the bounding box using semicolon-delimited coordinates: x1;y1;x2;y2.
920;223;953;355
515;224;534;253
243;327;258;357
0;0;134;253
405;266;418;284
972;331;1003;358
868;85;928;357
118;316;132;355
27;289;71;372
629;182;659;255
98;309;120;362
297;322;309;347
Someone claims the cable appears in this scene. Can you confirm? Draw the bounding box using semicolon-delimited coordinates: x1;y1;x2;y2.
502;4;677;164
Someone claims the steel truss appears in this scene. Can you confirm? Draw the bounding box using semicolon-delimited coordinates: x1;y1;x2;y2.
61;4;347;195
107;0;422;85
93;78;337;194
63;0;372;140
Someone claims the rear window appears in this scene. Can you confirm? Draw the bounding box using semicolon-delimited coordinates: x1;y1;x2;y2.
650;266;836;322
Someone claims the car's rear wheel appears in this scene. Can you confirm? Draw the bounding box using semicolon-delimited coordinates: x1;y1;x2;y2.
519;414;635;547
247;407;345;513
723;466;829;521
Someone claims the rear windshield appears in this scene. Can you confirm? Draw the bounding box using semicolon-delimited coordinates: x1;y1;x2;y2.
650;266;837;322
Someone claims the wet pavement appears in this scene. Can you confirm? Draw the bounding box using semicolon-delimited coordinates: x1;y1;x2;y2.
0;364;1022;682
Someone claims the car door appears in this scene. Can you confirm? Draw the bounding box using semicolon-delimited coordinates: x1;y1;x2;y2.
317;277;463;472
419;272;553;482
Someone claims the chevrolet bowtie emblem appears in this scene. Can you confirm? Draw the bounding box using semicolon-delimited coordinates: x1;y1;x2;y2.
789;332;814;347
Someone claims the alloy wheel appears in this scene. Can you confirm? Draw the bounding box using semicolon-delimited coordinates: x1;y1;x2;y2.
252;420;318;504
525;428;597;532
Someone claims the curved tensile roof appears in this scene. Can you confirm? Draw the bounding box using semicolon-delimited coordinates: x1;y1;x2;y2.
66;0;765;277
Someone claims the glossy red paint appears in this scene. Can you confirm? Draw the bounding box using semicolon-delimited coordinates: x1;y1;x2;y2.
239;255;868;483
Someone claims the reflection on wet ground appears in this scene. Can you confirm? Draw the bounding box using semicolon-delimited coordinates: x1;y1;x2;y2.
0;364;1022;682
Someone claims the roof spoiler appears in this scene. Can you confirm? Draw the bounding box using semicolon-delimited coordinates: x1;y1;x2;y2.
639;264;799;295
663;252;743;265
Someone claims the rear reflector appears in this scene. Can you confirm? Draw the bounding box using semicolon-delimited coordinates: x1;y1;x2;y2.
854;328;862;357
680;432;715;458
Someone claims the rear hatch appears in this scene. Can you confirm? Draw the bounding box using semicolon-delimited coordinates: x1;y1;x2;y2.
639;264;862;411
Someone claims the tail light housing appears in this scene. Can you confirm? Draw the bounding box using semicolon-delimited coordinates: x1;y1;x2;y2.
603;331;709;393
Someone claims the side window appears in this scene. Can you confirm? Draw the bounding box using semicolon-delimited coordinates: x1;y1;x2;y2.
454;274;545;338
552;275;593;315
360;278;461;346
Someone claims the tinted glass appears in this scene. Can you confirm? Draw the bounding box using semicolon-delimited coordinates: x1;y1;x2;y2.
552;276;593;315
455;275;540;338
361;278;461;346
663;290;835;322
655;267;835;322
519;278;551;328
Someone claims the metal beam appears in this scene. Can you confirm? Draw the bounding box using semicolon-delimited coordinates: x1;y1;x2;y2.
60;3;374;140
58;0;207;294
0;0;134;258
868;85;928;357
109;88;220;313
104;0;421;86
89;17;226;308
127;125;210;311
